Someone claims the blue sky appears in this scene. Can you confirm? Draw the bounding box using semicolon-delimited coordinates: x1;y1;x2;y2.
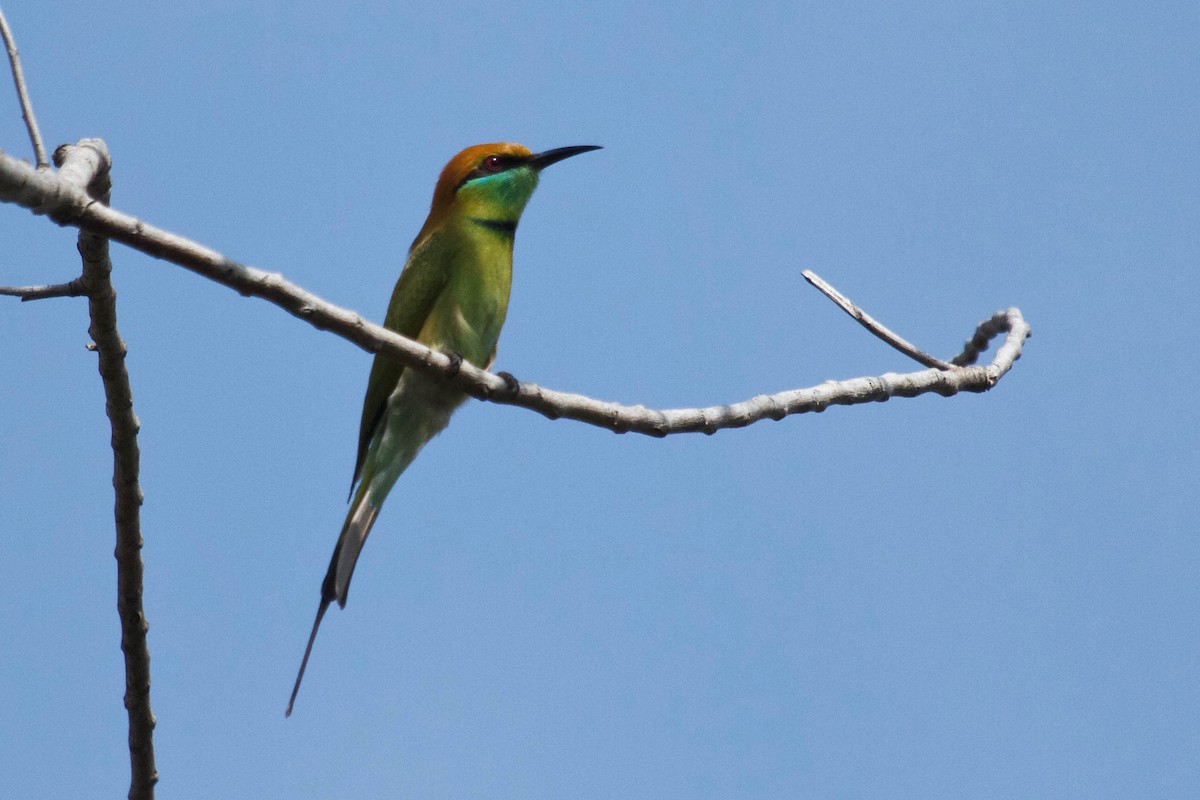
2;2;1197;797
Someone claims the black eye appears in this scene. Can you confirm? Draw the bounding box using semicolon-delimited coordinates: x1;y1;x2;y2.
481;154;504;173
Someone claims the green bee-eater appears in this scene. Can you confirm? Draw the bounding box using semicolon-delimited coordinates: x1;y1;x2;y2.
287;142;600;715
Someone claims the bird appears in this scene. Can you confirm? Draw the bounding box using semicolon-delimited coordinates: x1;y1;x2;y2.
286;142;601;716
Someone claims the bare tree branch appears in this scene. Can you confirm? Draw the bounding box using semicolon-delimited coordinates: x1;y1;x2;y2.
47;140;158;800
952;307;1028;368
802;270;955;370
0;277;86;299
0;17;157;795
0;7;48;169
1;143;1031;439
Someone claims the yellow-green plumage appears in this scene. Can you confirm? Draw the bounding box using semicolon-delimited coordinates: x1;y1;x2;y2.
287;142;600;716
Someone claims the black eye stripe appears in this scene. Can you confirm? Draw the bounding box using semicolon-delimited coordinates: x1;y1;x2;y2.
457;155;528;189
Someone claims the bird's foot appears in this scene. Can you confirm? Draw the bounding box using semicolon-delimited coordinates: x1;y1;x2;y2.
495;371;521;399
443;350;463;377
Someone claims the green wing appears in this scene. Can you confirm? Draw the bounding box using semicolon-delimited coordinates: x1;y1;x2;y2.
351;233;452;488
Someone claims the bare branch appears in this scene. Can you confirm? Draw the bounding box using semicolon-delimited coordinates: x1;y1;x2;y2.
0;278;86;300
0;7;48;169
54;139;157;800
802;269;955;370
952;307;1030;368
0;142;1031;439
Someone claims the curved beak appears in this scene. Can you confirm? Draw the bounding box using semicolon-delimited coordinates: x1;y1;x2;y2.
528;145;602;171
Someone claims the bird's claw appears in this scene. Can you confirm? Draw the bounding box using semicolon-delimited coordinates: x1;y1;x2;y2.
496;371;520;399
443;350;463;377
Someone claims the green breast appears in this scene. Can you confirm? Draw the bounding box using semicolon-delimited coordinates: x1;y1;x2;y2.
425;219;513;367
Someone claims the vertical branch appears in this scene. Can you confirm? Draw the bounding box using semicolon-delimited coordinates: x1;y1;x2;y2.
0;6;48;169
4;10;153;791
56;140;158;800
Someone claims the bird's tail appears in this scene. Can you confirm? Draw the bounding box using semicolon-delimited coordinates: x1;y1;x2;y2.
324;479;382;608
286;479;381;717
286;596;329;717
286;378;458;715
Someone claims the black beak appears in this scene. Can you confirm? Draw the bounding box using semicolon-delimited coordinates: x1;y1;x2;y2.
527;145;602;171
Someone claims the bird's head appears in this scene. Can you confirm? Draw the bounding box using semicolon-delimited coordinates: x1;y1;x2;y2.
413;142;601;249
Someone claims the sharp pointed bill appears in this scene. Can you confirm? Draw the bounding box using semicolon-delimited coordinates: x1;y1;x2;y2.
528;145;603;171
286;142;600;716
